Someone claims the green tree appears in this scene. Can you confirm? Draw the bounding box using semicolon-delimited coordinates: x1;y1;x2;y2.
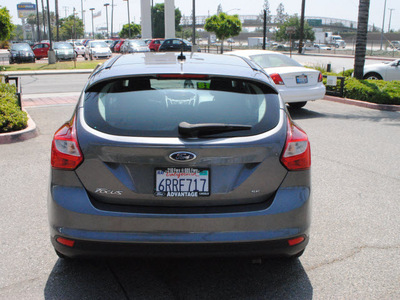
119;23;141;38
0;6;15;41
353;0;370;79
151;3;182;38
275;15;315;42
11;25;24;41
204;12;242;53
58;15;84;40
275;3;288;24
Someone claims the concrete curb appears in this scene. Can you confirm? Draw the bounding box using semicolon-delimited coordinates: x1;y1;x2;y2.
2;69;93;76
323;95;400;112
0;111;39;144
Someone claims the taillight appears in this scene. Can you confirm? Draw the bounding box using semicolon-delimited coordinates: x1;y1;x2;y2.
51;116;83;170
318;72;323;82
280;117;311;171
270;73;284;85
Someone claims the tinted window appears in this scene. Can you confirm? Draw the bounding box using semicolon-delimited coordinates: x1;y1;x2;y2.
84;77;280;137
12;44;31;51
90;42;109;48
250;54;302;68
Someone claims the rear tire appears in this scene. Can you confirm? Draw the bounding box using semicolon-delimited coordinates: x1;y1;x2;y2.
289;101;307;109
363;72;382;80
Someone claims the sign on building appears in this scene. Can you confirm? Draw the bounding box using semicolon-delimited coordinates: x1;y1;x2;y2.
17;2;36;19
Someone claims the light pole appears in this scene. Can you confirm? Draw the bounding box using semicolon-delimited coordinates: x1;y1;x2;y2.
123;0;131;38
388;8;395;32
192;0;196;46
380;0;387;50
46;0;56;64
90;8;95;39
225;8;240;14
55;0;59;41
111;0;114;38
104;3;110;38
35;0;40;41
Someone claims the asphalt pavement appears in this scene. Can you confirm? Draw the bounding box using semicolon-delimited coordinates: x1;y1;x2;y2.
0;99;399;299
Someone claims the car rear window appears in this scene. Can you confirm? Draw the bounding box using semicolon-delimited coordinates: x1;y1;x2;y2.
83;76;280;137
249;54;302;68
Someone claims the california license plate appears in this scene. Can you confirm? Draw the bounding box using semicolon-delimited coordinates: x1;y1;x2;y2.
155;168;210;197
296;75;308;84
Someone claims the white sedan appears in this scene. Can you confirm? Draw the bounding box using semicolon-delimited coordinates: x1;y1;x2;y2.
363;59;400;81
228;50;326;108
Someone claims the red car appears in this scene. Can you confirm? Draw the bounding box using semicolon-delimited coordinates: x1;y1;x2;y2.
148;39;164;51
114;40;125;53
32;42;50;59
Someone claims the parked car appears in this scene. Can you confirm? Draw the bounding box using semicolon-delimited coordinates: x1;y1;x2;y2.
8;43;35;64
85;40;112;60
69;41;86;57
110;40;120;52
53;42;75;61
120;39;150;53
228;50;325;108
32;42;50;60
313;44;332;50
363;59;400;81
114;40;125;53
148;39;164;51
389;41;400;50
158;38;192;52
48;52;311;259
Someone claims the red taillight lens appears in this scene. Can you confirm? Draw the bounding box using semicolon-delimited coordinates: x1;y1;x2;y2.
288;236;305;246
270;73;285;85
318;72;323;82
51;116;83;170
56;237;75;247
280;117;311;171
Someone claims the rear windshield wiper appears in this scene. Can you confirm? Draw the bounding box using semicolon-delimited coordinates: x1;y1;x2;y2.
178;122;252;137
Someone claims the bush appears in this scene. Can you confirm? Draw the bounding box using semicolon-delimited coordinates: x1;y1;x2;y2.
344;78;400;105
0;83;28;133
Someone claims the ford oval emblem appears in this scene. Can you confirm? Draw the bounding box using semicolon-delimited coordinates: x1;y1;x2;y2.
169;151;196;162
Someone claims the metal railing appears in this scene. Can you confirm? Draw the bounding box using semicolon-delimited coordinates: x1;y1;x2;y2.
4;76;22;109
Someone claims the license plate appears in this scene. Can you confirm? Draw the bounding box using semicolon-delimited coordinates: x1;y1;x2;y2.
155;168;210;197
296;75;308;84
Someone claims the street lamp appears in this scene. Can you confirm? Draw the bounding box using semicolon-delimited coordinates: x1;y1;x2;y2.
388;8;395;33
380;0;387;50
225;8;240;14
123;0;131;38
89;8;95;39
104;3;110;38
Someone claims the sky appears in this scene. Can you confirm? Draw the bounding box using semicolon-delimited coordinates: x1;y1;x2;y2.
2;0;400;34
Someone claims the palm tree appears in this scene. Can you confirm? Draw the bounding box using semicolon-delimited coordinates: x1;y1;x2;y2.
353;0;370;79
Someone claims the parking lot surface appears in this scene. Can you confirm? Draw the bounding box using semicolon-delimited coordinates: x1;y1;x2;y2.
0;100;399;299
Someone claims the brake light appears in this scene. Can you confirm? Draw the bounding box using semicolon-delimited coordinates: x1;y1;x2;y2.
270;73;284;85
157;74;209;79
318;72;323;82
56;237;75;247
280;117;311;171
51;116;83;170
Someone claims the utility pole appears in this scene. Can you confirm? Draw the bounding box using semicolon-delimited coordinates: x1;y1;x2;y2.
104;3;110;38
35;0;41;41
298;0;306;54
90;8;95;38
55;0;59;41
123;0;131;38
263;9;266;50
111;0;114;38
41;0;46;38
192;0;196;46
388;8;395;32
380;0;387;50
46;0;56;64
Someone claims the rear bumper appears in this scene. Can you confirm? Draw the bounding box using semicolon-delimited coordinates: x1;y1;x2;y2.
278;84;326;103
49;170;311;258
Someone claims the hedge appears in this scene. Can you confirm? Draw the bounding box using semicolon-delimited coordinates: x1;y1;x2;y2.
0;83;28;133
320;68;400;105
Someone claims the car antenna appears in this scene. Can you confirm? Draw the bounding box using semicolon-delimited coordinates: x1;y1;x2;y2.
177;35;186;62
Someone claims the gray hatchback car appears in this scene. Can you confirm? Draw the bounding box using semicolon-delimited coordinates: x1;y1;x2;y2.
48;52;311;259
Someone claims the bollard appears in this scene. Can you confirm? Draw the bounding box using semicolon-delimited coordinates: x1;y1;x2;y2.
327;63;332;72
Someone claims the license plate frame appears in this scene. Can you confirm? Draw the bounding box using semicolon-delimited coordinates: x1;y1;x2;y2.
296;75;308;84
154;167;210;197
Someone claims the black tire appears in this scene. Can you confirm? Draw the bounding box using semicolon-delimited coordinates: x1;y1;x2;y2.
289;101;307;109
84;55;88;60
363;72;382;80
36;57;40;60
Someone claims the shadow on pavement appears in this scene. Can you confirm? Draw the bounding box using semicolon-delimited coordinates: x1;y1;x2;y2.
44;256;313;299
288;106;327;120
